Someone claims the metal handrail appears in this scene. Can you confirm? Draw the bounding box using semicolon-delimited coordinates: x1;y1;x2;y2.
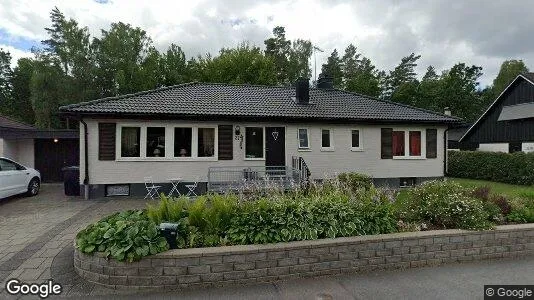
207;165;301;192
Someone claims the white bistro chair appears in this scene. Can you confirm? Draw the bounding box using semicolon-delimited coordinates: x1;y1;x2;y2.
185;178;199;197
144;177;162;200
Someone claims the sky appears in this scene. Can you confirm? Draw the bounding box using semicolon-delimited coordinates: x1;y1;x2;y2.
0;0;532;87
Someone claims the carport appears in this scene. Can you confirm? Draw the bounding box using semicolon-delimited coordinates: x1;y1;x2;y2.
0;115;79;182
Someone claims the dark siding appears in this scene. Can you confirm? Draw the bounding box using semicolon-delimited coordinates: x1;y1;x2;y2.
98;123;116;160
218;125;233;160
464;77;534;143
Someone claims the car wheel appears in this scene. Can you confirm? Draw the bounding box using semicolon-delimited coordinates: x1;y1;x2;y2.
27;178;40;196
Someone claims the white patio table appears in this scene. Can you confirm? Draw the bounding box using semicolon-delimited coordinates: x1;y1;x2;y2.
167;177;183;197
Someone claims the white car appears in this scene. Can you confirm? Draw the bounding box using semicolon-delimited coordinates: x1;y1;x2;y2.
0;157;41;199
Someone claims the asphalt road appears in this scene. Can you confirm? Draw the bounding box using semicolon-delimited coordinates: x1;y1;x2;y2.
71;256;534;300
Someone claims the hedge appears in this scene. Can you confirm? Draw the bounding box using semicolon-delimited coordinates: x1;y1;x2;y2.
447;150;534;185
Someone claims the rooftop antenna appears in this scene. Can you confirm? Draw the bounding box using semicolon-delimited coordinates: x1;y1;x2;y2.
313;46;324;83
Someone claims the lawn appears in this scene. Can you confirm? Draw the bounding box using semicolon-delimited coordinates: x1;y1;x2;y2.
446;177;534;199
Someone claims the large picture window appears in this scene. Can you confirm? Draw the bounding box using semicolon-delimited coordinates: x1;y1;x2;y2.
146;127;165;157
198;128;215;157
245;127;264;159
392;131;405;157
174;127;192;157
121;127;140;157
298;128;309;149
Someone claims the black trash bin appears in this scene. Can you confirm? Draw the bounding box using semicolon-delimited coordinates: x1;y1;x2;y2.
62;166;80;196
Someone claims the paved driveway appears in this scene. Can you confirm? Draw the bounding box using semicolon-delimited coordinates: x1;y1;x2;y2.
0;184;150;298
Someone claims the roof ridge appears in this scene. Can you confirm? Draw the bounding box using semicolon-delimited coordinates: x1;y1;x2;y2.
59;82;199;111
333;88;462;121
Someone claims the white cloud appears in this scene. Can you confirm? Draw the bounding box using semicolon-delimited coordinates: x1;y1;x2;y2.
0;44;33;67
0;0;532;86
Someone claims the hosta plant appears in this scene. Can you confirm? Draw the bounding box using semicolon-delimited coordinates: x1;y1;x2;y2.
75;210;168;262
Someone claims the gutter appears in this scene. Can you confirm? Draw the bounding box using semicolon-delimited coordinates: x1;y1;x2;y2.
80;118;90;200
444;127;450;176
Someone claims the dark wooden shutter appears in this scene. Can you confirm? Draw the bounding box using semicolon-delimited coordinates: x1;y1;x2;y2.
381;128;393;159
426;129;437;158
218;125;233;160
98;123;116;161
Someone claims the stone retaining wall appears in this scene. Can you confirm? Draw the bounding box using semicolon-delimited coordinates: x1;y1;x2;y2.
74;224;534;289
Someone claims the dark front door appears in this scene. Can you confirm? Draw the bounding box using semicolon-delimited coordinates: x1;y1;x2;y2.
265;127;285;167
35;138;79;182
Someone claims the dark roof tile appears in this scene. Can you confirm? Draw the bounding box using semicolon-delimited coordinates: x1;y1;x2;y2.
60;82;459;123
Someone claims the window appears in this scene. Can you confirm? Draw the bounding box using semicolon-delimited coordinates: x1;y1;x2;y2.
121;127;140;157
245;127;264;159
198;128;215;157
0;159;17;171
351;129;362;150
174;127;192;157
392;131;405;156
146;127;165;157
321;129;334;150
400;177;416;188
409;131;421;156
298;128;309;149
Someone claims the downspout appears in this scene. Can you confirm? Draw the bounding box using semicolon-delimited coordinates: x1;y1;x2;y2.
444;127;450;177
80;118;90;199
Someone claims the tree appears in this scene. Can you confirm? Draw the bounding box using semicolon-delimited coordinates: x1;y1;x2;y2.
199;43;277;85
492;59;529;96
10;58;35;124
94;22;160;96
321;49;343;87
438;63;483;121
416;66;441;111
0;49;13;117
42;7;97;103
287;39;312;83
341;44;360;82
30;58;64;129
264;26;291;84
385;53;421;99
344;57;381;97
160;44;188;86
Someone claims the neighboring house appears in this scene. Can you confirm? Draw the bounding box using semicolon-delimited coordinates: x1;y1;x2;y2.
59;77;459;199
447;123;476;150
461;73;534;153
0;115;79;182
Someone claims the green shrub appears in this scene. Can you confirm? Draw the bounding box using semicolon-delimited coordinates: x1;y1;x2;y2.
448;150;534;185
146;194;238;248
226;188;398;245
396;180;497;230
75;210;168;262
507;198;534;223
337;172;373;192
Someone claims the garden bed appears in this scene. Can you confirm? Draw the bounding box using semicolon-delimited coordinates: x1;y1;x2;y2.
73;175;534;289
74;223;534;289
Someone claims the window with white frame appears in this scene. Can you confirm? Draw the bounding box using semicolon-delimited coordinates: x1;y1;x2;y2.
174;127;192;157
117;124;217;160
298;128;309;149
321;129;334;150
121;127;141;157
245;127;264;159
146;127;165;157
198;128;215;157
351;129;362;150
392;129;423;157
